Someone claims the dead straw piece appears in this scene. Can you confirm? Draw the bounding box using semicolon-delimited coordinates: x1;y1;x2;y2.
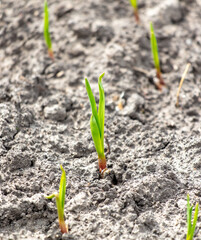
176;63;191;107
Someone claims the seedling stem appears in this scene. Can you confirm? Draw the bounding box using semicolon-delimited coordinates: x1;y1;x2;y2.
130;0;139;23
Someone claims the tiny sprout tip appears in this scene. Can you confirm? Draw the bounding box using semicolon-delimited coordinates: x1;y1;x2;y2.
186;194;199;240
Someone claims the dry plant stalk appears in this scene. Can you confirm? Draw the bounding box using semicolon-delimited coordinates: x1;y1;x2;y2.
176;63;191;107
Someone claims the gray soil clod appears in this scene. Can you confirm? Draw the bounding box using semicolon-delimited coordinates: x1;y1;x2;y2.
1;0;201;239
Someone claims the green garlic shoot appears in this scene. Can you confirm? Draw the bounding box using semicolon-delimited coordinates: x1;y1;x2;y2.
130;0;139;23
186;194;199;240
150;22;165;89
44;0;54;60
85;73;107;174
46;165;68;234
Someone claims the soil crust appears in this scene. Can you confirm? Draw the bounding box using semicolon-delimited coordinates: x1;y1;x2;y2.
1;0;201;239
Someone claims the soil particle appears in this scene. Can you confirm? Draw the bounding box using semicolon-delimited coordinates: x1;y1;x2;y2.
44;105;67;121
91;21;114;42
147;0;183;27
6;144;36;171
72;22;92;39
67;43;86;58
120;93;145;122
55;2;73;19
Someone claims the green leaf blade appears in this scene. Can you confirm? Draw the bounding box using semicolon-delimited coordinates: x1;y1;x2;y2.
85;78;101;133
45;193;56;199
90;115;103;157
98;73;105;150
150;22;160;72
187;194;192;237
130;0;137;10
59;165;66;214
44;0;52;50
191;203;199;239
